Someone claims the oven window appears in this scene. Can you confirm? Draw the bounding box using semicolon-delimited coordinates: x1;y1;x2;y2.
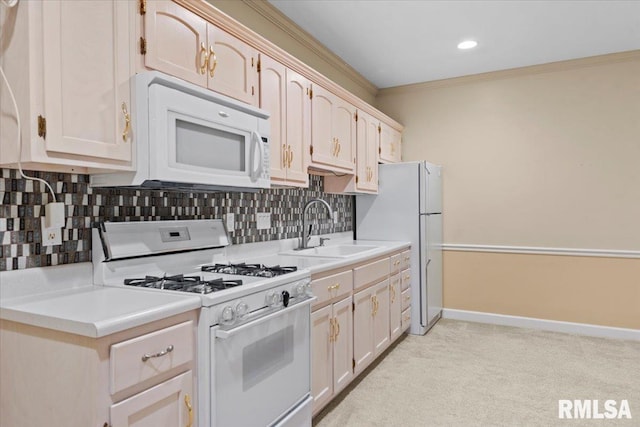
242;325;294;391
175;119;246;171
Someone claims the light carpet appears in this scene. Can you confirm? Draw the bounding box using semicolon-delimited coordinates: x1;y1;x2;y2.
313;319;640;427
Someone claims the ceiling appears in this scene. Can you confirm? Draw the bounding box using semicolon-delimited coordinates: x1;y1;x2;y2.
267;0;640;89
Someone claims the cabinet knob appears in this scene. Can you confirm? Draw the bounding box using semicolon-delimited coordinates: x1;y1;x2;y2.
121;102;131;142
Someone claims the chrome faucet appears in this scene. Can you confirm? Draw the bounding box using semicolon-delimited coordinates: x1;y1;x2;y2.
299;198;333;249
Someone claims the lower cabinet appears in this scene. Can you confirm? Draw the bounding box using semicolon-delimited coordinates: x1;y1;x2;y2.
389;273;402;341
0;311;197;427
311;296;353;413
354;279;390;375
311;247;411;416
110;371;194;427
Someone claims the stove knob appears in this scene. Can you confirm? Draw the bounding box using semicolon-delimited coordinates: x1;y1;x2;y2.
293;282;306;297
265;291;281;307
220;305;236;325
235;301;249;320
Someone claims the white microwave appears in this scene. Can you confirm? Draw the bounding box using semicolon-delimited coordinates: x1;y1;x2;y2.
91;71;270;191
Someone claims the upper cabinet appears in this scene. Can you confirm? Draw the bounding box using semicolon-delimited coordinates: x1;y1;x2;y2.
379;123;402;163
0;0;135;172
309;85;356;174
260;55;310;187
324;109;379;194
143;0;259;106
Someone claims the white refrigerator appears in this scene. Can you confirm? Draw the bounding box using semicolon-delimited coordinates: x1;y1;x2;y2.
355;161;442;335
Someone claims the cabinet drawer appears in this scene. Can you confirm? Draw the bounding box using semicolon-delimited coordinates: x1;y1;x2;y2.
401;268;411;291
311;270;353;308
401;288;411;311
389;254;402;274
110;321;194;394
401;308;411;331
400;250;411;270
353;258;389;290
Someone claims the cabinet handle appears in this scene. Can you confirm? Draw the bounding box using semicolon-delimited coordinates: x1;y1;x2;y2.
185;394;193;427
198;42;207;75
141;344;174;362
208;46;218;77
404;274;410;281
336;139;341;156
121;102;131;142
287;145;293;168
329;317;335;342
335;318;340;340
405;295;411;301
282;144;287;168
390;284;396;303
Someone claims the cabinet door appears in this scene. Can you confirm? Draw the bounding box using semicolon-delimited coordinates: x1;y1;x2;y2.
355;110;379;192
42;0;132;162
373;279;390;356
285;69;311;186
110;371;193;427
380;123;402;163
332;296;353;395
260;55;287;182
144;0;208;87
311;305;333;414
389;274;402;341
352;287;374;375
208;26;259;106
310;85;336;168
332;97;356;172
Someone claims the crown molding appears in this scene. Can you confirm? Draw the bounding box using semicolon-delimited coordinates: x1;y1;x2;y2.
241;0;378;97
378;50;640;97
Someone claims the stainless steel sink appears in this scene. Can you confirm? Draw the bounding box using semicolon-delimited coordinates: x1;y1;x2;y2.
282;244;380;258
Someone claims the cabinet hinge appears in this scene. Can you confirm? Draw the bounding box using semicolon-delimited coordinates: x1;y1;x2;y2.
252;86;255;96
354;111;358;122
309;88;313;100
378;124;381;133
37;115;46;139
378;146;382;155
352;302;355;311
310;145;314;155
139;0;146;15
139;37;147;55
257;58;261;73
352;359;356;370
355;175;359;183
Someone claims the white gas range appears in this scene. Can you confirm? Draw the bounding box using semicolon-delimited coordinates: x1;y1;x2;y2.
93;219;314;427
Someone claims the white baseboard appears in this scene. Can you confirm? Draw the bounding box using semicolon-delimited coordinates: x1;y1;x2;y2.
442;309;640;341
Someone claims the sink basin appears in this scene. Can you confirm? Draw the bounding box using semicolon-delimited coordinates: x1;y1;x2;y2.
285;245;380;258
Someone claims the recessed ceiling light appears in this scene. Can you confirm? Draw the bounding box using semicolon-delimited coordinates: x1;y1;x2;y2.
458;40;478;50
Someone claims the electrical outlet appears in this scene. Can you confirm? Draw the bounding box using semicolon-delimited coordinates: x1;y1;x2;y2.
40;217;62;247
225;213;235;233
256;212;271;230
333;210;339;224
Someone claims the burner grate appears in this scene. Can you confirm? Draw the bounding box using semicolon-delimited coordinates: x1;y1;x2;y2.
201;263;297;277
124;274;243;294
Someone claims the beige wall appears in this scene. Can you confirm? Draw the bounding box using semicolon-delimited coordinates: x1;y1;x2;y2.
377;52;640;329
208;0;377;104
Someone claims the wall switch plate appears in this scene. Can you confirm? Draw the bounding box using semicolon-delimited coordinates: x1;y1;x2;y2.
225;213;235;233
256;212;271;230
41;217;62;247
333;211;339;224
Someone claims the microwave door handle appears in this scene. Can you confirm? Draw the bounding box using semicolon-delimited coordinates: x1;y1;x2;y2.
251;131;264;181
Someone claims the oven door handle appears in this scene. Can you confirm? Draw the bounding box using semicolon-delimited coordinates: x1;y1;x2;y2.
214;297;316;340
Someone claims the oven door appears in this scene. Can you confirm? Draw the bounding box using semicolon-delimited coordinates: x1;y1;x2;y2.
211;298;313;427
148;83;269;188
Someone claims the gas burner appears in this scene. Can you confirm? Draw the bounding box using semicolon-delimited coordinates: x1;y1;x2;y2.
201;263;297;278
124;274;243;294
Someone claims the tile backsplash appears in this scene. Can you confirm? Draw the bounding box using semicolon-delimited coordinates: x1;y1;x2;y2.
0;168;353;271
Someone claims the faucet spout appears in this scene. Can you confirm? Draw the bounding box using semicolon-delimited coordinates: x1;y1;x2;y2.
299;198;333;249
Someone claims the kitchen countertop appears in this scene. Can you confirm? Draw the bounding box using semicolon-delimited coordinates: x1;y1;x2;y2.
0;264;201;338
0;236;409;338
